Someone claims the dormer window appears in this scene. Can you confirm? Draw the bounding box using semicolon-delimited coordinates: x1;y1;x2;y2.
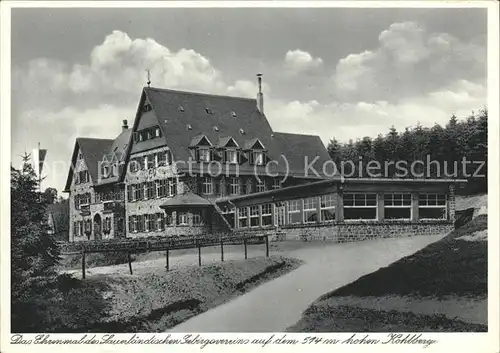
226;149;238;164
232;111;237;118
253;151;264;166
186;124;192;130
205;108;212;115
246;139;267;166
143;103;152;112
198;148;211;162
134;125;162;143
178;105;185;112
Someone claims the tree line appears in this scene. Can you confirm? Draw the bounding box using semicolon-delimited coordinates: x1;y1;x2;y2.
327;108;488;194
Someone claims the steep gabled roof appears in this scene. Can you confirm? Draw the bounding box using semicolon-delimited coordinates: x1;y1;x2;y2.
64;130;132;191
144;87;275;162
142;87;332;178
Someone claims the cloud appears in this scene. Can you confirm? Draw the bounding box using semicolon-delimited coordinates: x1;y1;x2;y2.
265;78;486;144
284;49;323;75
333;21;486;102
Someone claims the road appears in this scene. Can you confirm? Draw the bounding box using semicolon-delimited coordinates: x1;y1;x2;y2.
168;234;445;332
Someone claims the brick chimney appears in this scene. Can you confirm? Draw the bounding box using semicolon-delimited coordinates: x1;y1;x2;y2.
122;119;128;131
256;73;264;114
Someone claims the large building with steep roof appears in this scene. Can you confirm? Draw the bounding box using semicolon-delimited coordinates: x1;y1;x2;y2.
64;78;333;241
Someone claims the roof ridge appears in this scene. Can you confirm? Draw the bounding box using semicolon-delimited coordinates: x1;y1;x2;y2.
145;86;257;102
77;137;114;142
274;131;322;138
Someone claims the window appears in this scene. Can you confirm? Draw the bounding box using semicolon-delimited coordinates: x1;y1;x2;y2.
193;211;203;225
78;152;83;160
165;212;173;226
156;179;166;198
261;204;273;226
155;213;165;231
238;207;248;228
229;177;240;195
199;148;211;162
304;197;319;223
177;212;188;225
202;176;213;195
178;105;185;112
156;151;171;167
79;221;84;236
384;193;412;220
344;193;377;220
272;179;281;190
250;206;260;227
288;200;301;224
226;149;238;164
168;179;177;196
143;214;150;232
205;108;212;115
146;154;155;169
320;194;336;222
155;127;161;138
419;193;447;219
253;151;264;166
256;179;266;193
146;181;155;199
231;111;237;118
103;217;112;234
147;214;155;231
138;183;145;200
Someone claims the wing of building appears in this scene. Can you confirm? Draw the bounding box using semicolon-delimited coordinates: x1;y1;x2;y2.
64;78;464;243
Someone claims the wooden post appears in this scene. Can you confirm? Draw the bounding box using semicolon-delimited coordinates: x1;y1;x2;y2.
81;251;86;279
128;252;133;275
197;240;202;267
220;238;224;262
265;235;269;257
244;238;248;260
165;249;169;272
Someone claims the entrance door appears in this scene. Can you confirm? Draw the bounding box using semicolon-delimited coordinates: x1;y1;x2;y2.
93;214;102;241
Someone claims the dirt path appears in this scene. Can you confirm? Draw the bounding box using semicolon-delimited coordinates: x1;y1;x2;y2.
169;234;445;332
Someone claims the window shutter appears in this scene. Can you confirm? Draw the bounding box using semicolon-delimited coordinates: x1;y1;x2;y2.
249;151;254;164
222;150;227;163
214;178;220;195
196;177;202;194
195;148;200;162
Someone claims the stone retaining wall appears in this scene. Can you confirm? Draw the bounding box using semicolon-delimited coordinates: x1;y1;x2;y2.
283;222;453;242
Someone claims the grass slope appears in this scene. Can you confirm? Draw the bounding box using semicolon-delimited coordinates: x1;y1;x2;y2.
289;215;487;332
37;256;301;333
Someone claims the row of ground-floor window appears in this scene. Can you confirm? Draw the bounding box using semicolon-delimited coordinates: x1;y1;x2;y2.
127;210;205;233
235;192;449;229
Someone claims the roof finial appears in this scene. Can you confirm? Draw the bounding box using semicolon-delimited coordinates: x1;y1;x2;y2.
146;68;151;87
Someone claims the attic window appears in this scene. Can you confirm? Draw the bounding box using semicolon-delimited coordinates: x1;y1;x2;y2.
178;106;185;112
143;103;152;112
205;108;213;115
232;111;237;118
214;126;219;132
239;128;245;135
187;124;192;130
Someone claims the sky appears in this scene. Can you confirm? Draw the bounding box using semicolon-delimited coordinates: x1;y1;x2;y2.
10;7;487;193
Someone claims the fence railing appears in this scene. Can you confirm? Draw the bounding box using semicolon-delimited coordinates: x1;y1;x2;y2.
58;233;270;279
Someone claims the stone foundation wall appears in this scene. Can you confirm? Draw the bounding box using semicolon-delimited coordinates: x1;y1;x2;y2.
281;221;454;242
